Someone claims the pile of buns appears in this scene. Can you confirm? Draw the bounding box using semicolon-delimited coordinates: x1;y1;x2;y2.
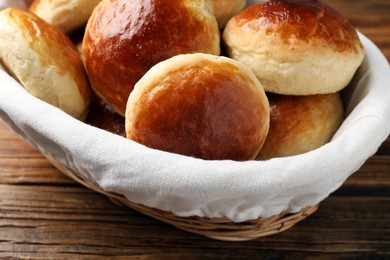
0;0;365;161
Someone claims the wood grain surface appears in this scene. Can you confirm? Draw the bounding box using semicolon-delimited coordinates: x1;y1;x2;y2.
1;0;390;259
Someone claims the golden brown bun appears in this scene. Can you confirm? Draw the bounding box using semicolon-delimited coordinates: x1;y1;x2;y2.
211;0;246;29
223;0;365;95
29;0;101;33
256;93;344;160
83;0;220;116
86;96;125;137
126;53;270;161
0;8;90;120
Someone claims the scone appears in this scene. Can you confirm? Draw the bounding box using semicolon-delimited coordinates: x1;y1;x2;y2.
211;0;246;29
257;93;344;160
29;0;102;33
223;0;365;95
0;8;90;120
126;53;270;161
83;0;220;116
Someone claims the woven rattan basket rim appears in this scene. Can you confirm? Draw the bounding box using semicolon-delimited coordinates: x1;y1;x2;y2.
44;155;318;241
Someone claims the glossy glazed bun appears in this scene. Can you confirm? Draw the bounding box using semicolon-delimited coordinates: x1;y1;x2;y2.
126;53;270;161
223;0;365;95
256;93;344;160
211;0;246;29
29;0;101;33
83;0;220;116
0;8;90;120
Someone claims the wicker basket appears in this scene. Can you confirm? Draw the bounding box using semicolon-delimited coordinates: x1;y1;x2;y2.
44;155;318;241
1;2;388;241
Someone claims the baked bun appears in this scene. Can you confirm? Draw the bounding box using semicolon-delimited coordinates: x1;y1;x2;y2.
0;8;90;120
223;0;365;95
211;0;246;29
86;96;125;137
256;93;344;160
29;0;101;33
83;0;220;116
126;53;270;161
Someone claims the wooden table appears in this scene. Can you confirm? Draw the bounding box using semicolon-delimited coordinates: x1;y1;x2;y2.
1;1;389;259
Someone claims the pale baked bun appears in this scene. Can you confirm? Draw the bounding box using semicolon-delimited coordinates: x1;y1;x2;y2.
223;0;365;95
256;93;344;160
211;0;246;29
126;53;270;161
29;0;101;33
83;0;220;116
0;8;90;120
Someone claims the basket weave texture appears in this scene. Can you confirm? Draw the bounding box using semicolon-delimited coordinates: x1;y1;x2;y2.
45;155;318;241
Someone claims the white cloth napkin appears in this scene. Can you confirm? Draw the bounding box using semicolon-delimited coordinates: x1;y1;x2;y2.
0;0;389;222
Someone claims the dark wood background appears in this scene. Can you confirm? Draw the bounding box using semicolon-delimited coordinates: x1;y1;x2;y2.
1;0;389;259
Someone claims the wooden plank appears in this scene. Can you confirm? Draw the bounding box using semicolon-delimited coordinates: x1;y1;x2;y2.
0;184;388;258
0;124;41;158
0;140;40;158
377;137;390;155
343;156;390;187
322;0;390;61
0;158;72;185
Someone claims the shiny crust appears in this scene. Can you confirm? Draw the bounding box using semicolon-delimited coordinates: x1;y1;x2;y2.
126;53;270;161
234;0;362;52
0;8;90;120
211;0;246;29
83;0;220;116
223;0;365;95
29;0;102;33
256;93;344;160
